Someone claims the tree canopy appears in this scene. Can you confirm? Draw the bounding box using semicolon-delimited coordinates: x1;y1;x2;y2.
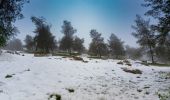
0;0;29;47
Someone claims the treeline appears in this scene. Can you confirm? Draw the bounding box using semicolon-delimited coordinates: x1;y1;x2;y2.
0;0;170;63
23;17;125;59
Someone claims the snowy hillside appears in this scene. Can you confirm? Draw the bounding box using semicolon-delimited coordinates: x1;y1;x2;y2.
0;52;170;100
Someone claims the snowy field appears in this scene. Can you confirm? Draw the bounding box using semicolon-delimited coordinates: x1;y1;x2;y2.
0;51;170;100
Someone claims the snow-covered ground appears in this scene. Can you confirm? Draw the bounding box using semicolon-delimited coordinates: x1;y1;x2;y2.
0;51;170;100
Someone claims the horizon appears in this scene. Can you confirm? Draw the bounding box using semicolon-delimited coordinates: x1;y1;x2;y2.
14;0;149;48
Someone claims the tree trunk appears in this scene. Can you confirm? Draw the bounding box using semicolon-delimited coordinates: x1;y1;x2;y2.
68;49;71;56
149;45;154;64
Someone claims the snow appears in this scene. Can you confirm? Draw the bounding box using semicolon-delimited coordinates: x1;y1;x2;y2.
0;51;170;100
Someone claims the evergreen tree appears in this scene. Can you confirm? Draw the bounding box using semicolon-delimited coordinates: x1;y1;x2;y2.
31;16;56;53
24;35;34;51
89;29;108;58
72;36;84;54
59;20;76;54
108;33;125;59
0;0;29;47
132;15;156;63
143;0;170;44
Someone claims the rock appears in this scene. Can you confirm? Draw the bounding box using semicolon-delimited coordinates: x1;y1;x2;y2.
82;60;88;63
117;61;123;65
123;59;130;64
66;88;75;93
134;96;139;99
126;63;132;66
121;67;142;74
73;56;83;61
143;86;150;89
48;93;61;100
145;91;149;95
5;74;13;78
137;89;142;92
136;76;141;78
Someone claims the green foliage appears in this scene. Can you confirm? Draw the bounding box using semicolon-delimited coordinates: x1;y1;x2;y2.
59;20;76;53
0;35;6;47
143;0;170;43
72;36;85;53
0;0;29;47
89;29;108;58
24;35;35;51
132;15;156;63
31;16;56;53
108;33;125;59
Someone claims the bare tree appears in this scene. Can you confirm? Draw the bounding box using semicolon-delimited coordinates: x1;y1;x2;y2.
4;38;23;51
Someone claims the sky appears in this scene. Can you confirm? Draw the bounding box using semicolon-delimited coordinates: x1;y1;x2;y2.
14;0;149;48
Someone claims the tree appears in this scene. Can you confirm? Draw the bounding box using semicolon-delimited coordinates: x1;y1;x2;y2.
4;38;23;51
24;35;34;51
72;36;85;53
132;15;156;63
89;29;108;58
59;20;76;54
155;34;170;63
108;33;125;59
31;16;56;53
142;0;170;44
0;0;29;47
125;45;143;60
